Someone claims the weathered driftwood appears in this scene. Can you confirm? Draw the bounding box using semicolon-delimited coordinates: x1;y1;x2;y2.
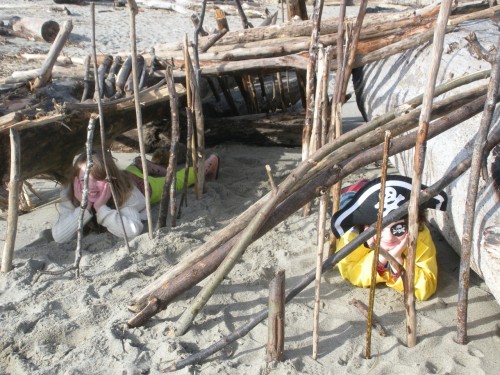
11;17;60;42
162;135;500;371
156;66;180;230
135;0;267;17
32;20;73;89
1;129;20;273
127;89;492;326
457;39;500;345
266;270;285;363
127;76;491;311
0;83;186;191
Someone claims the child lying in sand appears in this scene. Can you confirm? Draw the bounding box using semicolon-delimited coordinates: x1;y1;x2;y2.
331;175;448;301
52;149;219;243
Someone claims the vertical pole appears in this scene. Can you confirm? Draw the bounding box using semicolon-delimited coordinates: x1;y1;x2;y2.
457;39;500;344
1;129;20;273
366;131;391;359
406;0;453;348
127;0;153;238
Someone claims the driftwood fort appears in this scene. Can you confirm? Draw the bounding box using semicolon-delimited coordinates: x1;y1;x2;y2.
0;0;499;372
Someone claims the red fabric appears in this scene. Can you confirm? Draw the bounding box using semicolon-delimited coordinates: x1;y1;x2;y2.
341;179;369;194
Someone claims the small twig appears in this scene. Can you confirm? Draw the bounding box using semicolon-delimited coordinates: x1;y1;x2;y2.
200;28;228;53
265;165;277;195
234;0;253;29
350;299;387;337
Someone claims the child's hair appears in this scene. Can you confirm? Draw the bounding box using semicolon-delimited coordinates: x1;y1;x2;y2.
67;149;134;207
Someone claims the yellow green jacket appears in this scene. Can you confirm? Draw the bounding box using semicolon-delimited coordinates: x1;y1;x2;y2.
336;225;437;301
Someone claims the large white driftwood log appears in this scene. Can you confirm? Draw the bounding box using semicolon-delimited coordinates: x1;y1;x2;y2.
353;18;500;304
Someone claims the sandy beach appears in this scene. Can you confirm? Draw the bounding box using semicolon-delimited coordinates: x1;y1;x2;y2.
1;1;500;374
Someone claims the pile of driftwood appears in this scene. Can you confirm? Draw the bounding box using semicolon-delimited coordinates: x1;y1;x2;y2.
1;0;499;371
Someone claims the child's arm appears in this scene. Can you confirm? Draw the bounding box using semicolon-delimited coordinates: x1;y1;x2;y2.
52;190;93;243
95;187;145;239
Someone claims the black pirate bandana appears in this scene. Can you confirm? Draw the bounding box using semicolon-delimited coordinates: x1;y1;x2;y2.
331;175;448;238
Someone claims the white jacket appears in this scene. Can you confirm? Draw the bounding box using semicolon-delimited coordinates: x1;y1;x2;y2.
52;186;146;243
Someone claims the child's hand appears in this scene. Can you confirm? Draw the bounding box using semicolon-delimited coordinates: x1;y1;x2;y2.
388;233;408;265
93;182;111;211
73;176;92;210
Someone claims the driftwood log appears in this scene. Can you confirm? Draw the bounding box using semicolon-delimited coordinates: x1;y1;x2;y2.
11;17;60;42
0;83;186;187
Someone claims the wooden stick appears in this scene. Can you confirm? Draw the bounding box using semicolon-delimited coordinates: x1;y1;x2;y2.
340;0;368;103
177;107;194;219
328;0;347;257
217;76;239;115
93;55;113;101
91;4;131;253
258;75;273;112
366;130;391;359
200;28;228;53
456;37;500;345
115;55;132;98
125;55;145;96
191;0;207;200
276;71;287;110
302;0;325;217
406;0;453;348
265;165;277;195
245;74;259;113
184;35;200;198
74;116;97;275
214;6;229;32
350;299;387;337
81;55;91;102
156;65;180;229
104;55;122;98
309;46;328;155
266;270;285;362
127;0;154;239
32;20;73;89
302;0;325;176
190;14;208;37
312;187;328;359
1;129;20;273
234;0;253;29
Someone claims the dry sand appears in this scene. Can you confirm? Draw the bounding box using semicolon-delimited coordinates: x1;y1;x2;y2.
1;1;500;374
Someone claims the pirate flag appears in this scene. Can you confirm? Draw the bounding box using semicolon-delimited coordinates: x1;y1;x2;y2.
331;175;448;238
